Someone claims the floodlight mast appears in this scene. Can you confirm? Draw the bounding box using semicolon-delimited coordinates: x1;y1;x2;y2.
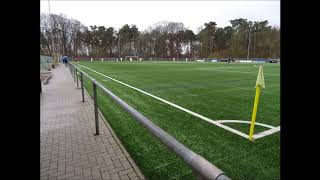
247;26;251;60
48;0;56;63
118;34;121;58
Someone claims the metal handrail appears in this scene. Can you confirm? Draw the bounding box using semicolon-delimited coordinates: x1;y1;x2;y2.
68;63;231;180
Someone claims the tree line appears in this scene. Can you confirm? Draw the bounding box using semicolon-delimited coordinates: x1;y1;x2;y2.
40;13;280;59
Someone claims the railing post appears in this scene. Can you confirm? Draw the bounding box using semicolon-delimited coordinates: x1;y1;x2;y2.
69;64;72;75
76;68;79;88
80;72;85;102
74;66;76;82
93;80;99;135
71;66;74;78
71;64;73;76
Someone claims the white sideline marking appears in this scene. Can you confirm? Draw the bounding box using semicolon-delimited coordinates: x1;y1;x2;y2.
253;126;280;140
217;120;281;139
77;64;250;139
76;63;280;140
216;120;276;129
211;69;280;76
196;67;279;76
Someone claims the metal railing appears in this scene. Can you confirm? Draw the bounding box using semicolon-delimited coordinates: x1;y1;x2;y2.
68;63;231;180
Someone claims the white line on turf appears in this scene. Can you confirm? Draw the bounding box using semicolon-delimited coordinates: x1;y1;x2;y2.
209;69;280;76
76;63;279;139
215;120;275;129
252;126;280;140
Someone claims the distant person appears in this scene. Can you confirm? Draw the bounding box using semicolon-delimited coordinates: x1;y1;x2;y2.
62;55;69;67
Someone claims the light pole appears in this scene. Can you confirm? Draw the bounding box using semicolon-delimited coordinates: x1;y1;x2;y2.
48;0;56;63
118;35;121;58
247;26;252;60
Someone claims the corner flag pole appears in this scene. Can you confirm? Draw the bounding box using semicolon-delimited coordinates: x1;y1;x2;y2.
249;65;265;141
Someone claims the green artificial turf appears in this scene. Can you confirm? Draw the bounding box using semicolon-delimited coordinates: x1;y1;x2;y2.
75;61;280;180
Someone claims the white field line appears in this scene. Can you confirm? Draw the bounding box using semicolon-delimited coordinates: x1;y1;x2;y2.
216;120;276;129
253;126;280;140
212;86;279;94
77;64;250;139
216;120;281;139
208;69;280;76
196;66;258;70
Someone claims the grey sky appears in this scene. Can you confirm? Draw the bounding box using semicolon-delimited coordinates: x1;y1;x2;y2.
40;1;280;32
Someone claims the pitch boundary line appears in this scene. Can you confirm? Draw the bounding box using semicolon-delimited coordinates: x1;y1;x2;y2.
215;120;275;129
253;126;280;140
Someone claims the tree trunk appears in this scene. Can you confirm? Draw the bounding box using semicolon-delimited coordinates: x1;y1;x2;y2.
109;46;112;57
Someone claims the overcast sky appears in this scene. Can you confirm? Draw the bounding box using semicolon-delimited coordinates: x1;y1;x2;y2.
40;1;280;32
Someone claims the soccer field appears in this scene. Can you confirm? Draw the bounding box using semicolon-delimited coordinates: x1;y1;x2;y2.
74;61;280;180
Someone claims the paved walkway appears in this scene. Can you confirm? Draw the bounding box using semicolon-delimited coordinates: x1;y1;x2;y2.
41;64;144;180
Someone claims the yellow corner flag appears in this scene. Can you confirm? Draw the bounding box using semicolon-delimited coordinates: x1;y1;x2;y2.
255;65;265;89
249;66;265;141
